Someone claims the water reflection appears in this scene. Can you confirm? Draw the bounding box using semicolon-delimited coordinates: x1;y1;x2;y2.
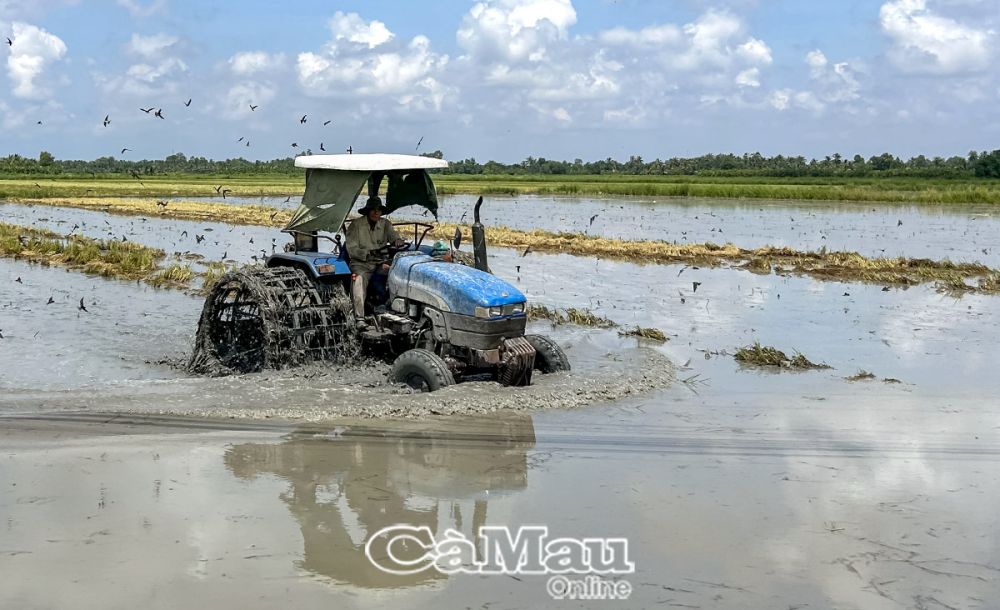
223;417;536;588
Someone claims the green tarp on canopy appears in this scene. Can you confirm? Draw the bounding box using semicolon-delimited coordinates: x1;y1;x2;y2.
285;169;368;233
285;168;439;233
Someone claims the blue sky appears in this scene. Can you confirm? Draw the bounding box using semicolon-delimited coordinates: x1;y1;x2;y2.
0;0;997;163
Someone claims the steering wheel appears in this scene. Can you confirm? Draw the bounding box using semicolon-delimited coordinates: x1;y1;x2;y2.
372;241;412;261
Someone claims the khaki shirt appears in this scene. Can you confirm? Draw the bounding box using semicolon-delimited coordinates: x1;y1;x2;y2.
345;217;401;268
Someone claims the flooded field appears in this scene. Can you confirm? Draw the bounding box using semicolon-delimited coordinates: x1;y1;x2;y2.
172;193;1000;266
2;195;998;608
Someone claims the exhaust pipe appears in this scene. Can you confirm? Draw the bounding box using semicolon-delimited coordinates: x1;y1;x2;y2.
471;196;490;273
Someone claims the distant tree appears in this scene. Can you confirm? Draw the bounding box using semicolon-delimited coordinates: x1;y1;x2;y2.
39;151;54;166
973;150;1000;178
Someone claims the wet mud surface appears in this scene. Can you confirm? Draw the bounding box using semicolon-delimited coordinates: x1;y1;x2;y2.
2;195;998;607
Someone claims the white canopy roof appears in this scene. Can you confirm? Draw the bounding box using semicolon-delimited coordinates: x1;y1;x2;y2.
294;153;449;171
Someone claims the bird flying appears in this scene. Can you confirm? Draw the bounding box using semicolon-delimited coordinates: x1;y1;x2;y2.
323;120;331;126
184;98;192;107
103;115;111;127
154;108;164;119
78;298;88;312
121;147;131;154
299;114;307;124
249;103;258;111
140;107;154;113
319;142;325;151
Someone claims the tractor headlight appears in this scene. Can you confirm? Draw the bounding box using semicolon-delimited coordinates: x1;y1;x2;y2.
475;306;504;319
508;302;525;315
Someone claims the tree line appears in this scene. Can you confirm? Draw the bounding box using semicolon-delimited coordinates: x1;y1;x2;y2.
3;149;1000;178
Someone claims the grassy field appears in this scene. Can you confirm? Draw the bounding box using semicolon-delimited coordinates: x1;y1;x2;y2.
2;173;1000;204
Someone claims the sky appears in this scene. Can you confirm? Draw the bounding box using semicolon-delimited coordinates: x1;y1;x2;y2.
0;0;997;163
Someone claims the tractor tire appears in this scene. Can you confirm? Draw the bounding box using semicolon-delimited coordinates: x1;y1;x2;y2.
525;334;571;374
390;349;456;392
188;266;358;375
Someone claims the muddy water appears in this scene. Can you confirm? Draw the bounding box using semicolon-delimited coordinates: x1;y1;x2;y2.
2;199;998;607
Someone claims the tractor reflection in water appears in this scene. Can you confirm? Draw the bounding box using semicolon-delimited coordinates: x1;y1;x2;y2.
223;416;536;588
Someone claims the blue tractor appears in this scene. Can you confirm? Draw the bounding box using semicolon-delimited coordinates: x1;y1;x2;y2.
189;154;569;391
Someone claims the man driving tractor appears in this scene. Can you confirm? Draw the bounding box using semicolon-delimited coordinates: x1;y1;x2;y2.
345;195;405;324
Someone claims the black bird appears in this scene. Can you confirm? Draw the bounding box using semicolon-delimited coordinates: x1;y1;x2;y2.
415;136;423;150
897;219;903;227
221;251;227;259
5;37;11;46
0;330;3;339
15;277;22;283
291;142;298;148
346;145;353;154
121;147;131;154
249;103;258;111
103;114;111;127
184;98;192;107
521;245;532;257
589;214;599;226
195;234;205;244
180;230;187;237
156;200;168;208
516;265;521;273
269;211;278;221
245;140;250;147
452;227;462;250
140;107;154;113
47;296;54;304
154;108;164;119
36;120;42;125
249;237;254;244
283;195;291;203
221;189;231;198
129;170;141;180
323;120;331;126
78;298;88;312
460;211;467;222
237;136;244;142
319;142;325;151
692;281;702;293
215;185;223;194
299;114;307;124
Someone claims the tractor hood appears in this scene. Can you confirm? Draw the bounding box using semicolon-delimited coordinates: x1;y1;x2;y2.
388;254;525;316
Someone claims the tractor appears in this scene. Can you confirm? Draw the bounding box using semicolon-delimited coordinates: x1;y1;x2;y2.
188;153;569;391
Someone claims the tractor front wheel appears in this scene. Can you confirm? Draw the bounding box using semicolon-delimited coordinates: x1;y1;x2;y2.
525;334;571;373
390;349;455;392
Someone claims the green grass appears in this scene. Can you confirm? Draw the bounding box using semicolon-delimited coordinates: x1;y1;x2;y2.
3;172;1000;204
0;222;164;280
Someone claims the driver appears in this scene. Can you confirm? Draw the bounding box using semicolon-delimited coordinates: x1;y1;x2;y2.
345;196;404;324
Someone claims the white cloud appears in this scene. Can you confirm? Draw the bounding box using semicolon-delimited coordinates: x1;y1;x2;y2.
737;38;772;65
126;32;178;59
598;24;681;47
805;50;861;103
457;0;576;63
96;31;187;96
735;67;760;88
880;0;995;74
228;51;286;75
327;11;393;49
221;81;275;120
296;14;450;112
6;21;67;99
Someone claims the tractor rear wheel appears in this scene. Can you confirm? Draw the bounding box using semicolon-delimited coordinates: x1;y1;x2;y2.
188;266;358;375
525;334;571;373
390;349;455;392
